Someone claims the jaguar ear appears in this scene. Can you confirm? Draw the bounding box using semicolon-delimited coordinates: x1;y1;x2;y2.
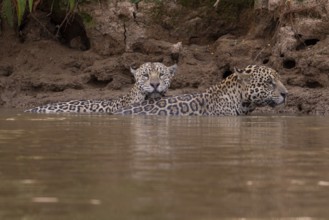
233;67;243;74
168;64;177;76
234;67;252;83
130;66;137;78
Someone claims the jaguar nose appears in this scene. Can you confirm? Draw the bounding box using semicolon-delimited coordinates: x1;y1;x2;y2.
281;92;288;98
151;82;160;89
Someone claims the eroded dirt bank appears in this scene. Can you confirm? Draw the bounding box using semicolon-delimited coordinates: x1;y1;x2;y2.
0;0;328;115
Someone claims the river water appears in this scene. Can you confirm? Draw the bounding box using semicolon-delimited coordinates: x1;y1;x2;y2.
0;109;328;220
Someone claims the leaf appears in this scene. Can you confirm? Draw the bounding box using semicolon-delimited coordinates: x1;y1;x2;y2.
69;0;76;12
28;0;34;12
16;0;27;26
1;0;14;27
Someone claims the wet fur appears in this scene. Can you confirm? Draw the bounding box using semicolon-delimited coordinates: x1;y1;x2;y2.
114;65;288;116
25;62;177;113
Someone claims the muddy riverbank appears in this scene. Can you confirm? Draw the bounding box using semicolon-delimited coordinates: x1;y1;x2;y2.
0;0;328;115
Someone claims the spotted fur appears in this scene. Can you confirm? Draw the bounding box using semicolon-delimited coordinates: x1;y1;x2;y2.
113;65;288;116
25;62;177;113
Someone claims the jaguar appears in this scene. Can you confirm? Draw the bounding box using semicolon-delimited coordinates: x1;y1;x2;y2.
24;62;177;113
113;65;288;116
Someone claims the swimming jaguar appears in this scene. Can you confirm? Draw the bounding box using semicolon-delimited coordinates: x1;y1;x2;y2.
112;65;288;116
24;62;177;113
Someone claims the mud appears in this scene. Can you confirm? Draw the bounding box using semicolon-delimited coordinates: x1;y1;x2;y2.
0;0;328;115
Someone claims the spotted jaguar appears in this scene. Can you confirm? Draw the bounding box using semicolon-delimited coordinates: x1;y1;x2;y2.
24;62;177;113
113;65;288;116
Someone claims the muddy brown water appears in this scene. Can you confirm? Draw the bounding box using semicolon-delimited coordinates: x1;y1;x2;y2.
0;109;328;220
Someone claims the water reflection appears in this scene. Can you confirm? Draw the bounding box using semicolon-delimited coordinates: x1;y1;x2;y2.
0;111;328;219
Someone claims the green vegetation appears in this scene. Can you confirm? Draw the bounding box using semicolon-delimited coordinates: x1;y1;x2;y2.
79;11;93;27
0;0;78;29
0;0;254;33
2;0;16;28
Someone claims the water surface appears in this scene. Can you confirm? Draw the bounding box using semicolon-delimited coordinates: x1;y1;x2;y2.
0;110;328;220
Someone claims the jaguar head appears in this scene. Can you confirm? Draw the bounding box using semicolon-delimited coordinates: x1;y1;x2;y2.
131;62;177;97
235;65;288;109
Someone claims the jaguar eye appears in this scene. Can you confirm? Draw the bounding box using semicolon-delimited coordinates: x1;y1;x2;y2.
267;79;276;88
